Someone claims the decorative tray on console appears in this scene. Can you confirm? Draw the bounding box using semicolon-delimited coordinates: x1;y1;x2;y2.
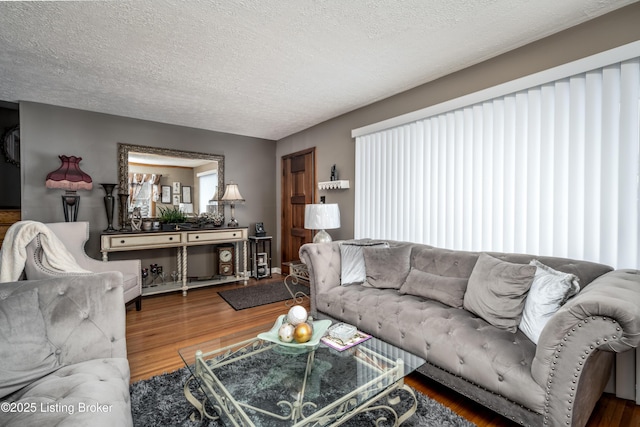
257;314;332;349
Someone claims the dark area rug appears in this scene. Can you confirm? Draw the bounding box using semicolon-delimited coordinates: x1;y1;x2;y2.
130;366;476;427
218;281;309;310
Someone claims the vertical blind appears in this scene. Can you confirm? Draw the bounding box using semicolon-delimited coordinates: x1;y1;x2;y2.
355;57;640;268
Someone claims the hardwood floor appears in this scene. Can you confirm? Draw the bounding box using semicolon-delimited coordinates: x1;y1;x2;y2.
126;274;639;426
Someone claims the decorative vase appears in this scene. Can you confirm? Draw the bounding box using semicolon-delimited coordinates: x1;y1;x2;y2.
118;192;129;231
101;183;117;232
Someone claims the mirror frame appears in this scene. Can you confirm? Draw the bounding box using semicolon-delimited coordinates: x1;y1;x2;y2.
117;142;225;222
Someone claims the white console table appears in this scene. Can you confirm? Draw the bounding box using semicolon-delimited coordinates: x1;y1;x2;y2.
100;227;248;296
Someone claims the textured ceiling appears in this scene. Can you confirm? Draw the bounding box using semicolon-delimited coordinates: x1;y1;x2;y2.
0;1;636;140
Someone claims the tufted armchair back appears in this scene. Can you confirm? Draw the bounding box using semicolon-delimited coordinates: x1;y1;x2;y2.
24;222;142;310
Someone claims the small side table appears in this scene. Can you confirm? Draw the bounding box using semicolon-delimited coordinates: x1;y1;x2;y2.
248;236;272;280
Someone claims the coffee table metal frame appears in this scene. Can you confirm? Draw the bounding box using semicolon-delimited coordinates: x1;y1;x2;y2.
282;260;310;307
180;333;422;426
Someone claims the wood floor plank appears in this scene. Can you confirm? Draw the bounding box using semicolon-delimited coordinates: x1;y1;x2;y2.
126;274;640;426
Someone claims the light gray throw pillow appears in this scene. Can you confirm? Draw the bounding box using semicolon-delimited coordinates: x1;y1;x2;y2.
0;289;60;398
463;253;536;333
340;241;389;286
362;245;412;289
519;259;580;344
399;267;468;308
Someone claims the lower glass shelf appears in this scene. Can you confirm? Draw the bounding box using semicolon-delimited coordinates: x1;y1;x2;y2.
141;276;245;296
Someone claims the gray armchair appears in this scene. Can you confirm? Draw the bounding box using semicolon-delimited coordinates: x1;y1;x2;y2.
0;272;133;426
24;221;142;310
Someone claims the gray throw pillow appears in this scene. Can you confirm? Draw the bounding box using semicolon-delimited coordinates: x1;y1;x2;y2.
340;241;389;286
362;245;412;289
399;267;468;308
0;289;60;398
463;253;536;333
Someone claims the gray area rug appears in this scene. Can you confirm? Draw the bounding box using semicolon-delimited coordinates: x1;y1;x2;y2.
218;281;309;310
130;366;476;426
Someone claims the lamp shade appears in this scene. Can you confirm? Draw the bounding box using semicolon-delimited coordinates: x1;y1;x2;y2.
221;183;244;202
305;204;340;230
45;155;93;191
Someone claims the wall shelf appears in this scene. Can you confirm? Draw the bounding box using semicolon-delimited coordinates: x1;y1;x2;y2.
318;180;350;190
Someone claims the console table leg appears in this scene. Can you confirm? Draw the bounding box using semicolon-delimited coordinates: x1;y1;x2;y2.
176;251;182;281
234;241;240;281
181;246;188;296
243;240;248;283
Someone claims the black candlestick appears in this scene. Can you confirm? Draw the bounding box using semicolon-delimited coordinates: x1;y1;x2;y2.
118;192;129;231
101;183;117;232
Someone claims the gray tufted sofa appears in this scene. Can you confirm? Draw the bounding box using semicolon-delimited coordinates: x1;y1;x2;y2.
300;240;640;427
0;272;132;426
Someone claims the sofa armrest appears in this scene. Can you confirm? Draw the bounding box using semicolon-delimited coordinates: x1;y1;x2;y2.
299;242;341;314
531;269;640;425
533;269;640;378
75;257;142;299
0;272;127;365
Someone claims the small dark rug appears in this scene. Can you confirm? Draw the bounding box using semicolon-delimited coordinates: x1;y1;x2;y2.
130;366;476;427
218;281;309;310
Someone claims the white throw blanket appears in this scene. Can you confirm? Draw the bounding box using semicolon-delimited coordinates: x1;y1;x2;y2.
0;220;90;283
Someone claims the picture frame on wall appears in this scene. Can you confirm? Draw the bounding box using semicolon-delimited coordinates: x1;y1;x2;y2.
172;182;181;194
182;186;192;204
172;195;180;205
161;185;171;204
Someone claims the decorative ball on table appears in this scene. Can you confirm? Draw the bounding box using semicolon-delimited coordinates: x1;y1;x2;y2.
287;305;308;326
274;305;316;344
293;322;313;343
278;323;295;343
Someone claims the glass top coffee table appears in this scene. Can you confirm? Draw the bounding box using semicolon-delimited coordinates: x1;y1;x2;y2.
178;319;425;426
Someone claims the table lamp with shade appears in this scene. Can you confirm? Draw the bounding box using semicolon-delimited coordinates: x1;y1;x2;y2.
304;203;340;243
221;182;244;227
45;155;93;222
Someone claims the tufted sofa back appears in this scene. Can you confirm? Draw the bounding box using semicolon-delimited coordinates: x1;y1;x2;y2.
0;271;127;365
300;240;614;314
408;243;612;289
486;252;612;289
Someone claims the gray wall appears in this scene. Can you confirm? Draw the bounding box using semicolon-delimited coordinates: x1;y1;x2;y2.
275;2;640;259
20;102;276;266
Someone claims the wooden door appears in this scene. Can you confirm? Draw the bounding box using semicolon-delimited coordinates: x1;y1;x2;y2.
281;148;316;273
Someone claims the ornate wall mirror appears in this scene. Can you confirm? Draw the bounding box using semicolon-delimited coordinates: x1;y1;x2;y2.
117;143;224;224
